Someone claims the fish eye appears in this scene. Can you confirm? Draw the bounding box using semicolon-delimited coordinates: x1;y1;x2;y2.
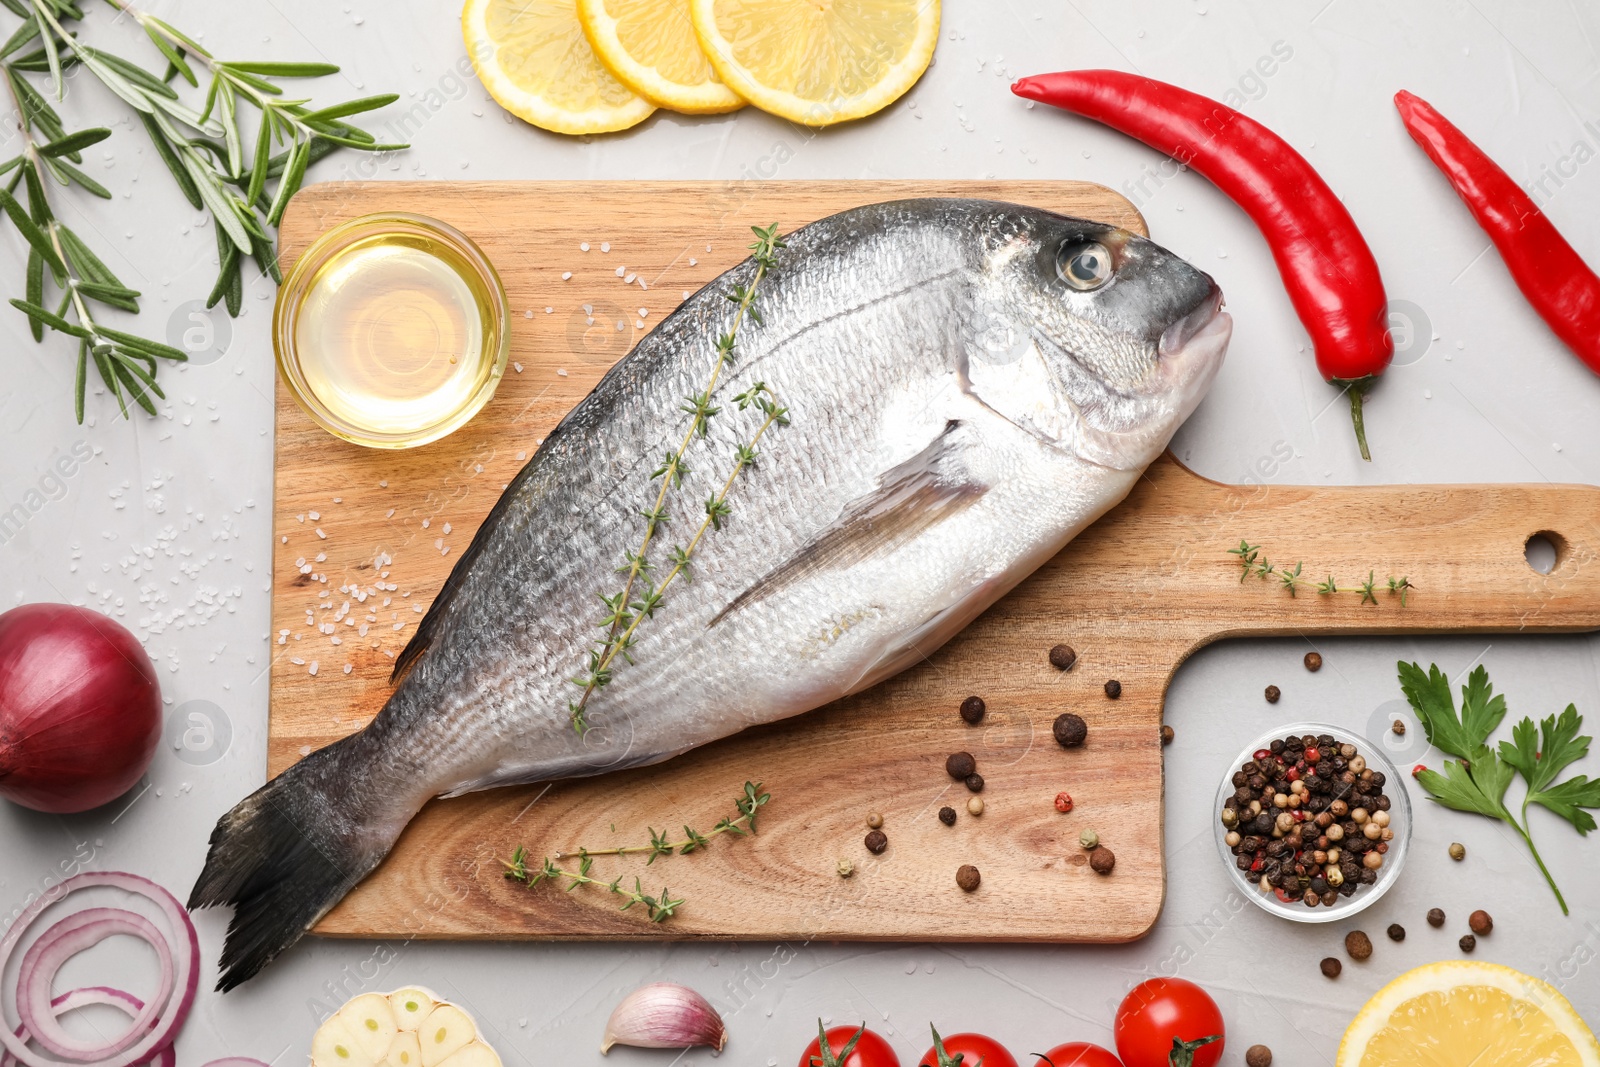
1058;241;1114;291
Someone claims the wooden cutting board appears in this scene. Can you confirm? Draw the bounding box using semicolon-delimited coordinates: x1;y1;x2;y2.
271;180;1600;945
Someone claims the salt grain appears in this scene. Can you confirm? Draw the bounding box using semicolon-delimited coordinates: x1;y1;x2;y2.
601;242;611;253
580;242;590;251
562;271;572;280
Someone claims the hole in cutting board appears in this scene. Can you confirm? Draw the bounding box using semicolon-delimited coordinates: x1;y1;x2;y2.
1525;531;1565;575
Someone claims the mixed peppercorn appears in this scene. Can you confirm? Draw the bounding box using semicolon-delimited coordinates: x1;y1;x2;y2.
1222;731;1394;907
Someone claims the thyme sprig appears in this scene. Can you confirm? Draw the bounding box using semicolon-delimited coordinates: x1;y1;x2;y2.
568;224;789;733
502;782;770;922
551;780;769;861
0;0;402;420
502;848;685;923
1229;541;1412;605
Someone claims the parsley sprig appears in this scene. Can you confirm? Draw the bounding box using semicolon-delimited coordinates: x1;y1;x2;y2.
1400;660;1600;914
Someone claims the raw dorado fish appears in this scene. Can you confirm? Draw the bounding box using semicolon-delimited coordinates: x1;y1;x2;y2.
192;199;1231;988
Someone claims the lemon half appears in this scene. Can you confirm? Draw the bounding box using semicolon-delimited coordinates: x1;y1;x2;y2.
1338;961;1600;1067
578;0;745;114
463;0;656;135
689;0;939;127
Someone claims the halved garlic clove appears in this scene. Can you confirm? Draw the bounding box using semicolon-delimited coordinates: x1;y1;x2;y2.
600;983;728;1055
312;1017;378;1067
385;1032;422;1067
337;993;400;1060
390;988;437;1032
418;1004;477;1067
437;1044;503;1067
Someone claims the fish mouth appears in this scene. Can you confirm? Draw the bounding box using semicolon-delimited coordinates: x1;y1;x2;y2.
1159;279;1227;359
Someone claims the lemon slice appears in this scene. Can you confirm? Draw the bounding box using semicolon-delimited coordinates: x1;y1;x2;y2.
689;0;939;126
1338;961;1600;1067
463;0;656;135
578;0;745;114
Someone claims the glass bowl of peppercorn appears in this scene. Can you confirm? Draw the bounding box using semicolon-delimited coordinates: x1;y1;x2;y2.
1214;722;1412;923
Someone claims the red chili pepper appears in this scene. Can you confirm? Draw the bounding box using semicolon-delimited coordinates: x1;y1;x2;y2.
1013;70;1394;460
1394;90;1600;376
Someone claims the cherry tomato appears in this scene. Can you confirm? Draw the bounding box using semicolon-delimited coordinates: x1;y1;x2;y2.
1113;979;1224;1067
1031;1043;1123;1067
918;1029;1019;1067
800;1022;901;1067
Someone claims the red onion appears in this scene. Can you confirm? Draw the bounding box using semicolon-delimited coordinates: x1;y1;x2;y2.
0;604;162;813
3;989;174;1067
0;873;198;1067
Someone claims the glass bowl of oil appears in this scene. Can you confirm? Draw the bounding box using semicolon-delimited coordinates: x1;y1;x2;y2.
274;212;509;449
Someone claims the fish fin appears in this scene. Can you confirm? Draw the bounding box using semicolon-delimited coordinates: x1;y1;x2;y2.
393;459;543;682
709;421;987;627
189;733;407;991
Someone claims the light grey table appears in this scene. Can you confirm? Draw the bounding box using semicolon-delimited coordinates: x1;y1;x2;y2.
3;0;1598;1063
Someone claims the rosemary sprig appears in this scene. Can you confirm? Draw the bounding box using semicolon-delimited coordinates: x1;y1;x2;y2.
568;224;789;733
502;848;685;923
0;0;402;419
551;781;770;861
1229;541;1413;605
0;56;185;420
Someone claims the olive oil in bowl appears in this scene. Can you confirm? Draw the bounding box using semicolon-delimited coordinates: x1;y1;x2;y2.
275;213;509;448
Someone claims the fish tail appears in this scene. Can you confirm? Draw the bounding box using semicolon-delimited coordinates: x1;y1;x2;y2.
188;733;407;991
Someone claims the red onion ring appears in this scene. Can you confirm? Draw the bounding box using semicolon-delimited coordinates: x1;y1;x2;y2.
18;910;174;1058
0;873;197;1067
2;989;173;1067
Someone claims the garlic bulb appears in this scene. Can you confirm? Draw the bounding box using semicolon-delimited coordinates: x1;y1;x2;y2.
600;982;728;1054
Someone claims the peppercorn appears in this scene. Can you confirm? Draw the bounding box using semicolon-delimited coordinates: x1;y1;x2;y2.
1345;930;1373;961
837;859;855;878
1448;842;1466;861
1320;957;1342;978
959;696;987;724
1469;909;1493;935
1392;718;1406;736
1305;651;1323;672
1161;724;1175;745
946;752;977;779
1459;934;1477;953
1245;1046;1272;1067
1265;684;1281;703
967;797;984;816
1048;644;1078;671
1089;845;1115;874
1427;907;1446;928
938;806;957;826
1079;828;1099;850
865;830;887;854
1053;712;1088;747
955;864;981;892
866;812;884;830
1055;792;1073;813
1387;924;1406;942
1104;679;1122;699
965;773;985;793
